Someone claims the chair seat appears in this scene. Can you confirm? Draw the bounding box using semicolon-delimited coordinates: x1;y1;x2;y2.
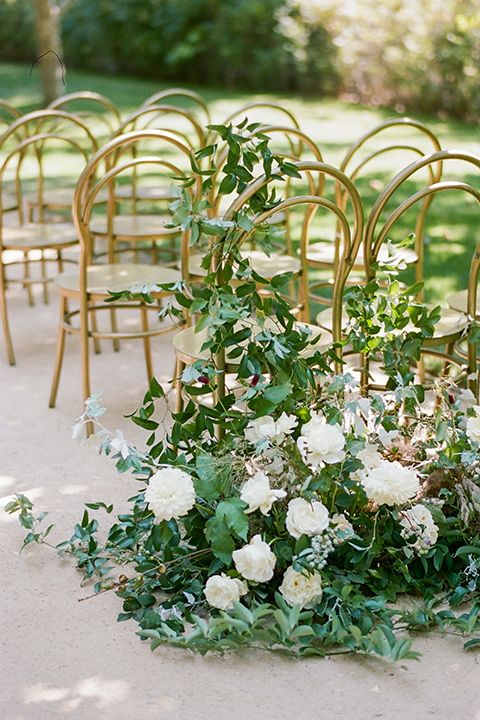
55;263;182;295
316;304;468;346
114;184;176;202
23;187;109;209
2;222;78;250
307;241;417;268
188;249;301;279
2;191;18;212
90;214;179;239
173;318;332;366
447;289;480;317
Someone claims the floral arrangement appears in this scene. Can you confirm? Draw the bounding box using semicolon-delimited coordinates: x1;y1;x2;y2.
9;358;480;660
7;122;480;661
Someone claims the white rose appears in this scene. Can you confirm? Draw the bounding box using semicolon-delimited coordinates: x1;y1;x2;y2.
232;534;276;582
144;466;196;521
286;497;330;539
204;573;248;611
297;415;346;468
245;416;278;444
466;406;480;443
240;471;287;515
276;412;298;436
331;513;354;536
458;388;476;407
399;504;439;545
352;443;383;482
358;444;382;471
360;459;419;506
377;427;399;446
245;413;297;446
279;566;323;608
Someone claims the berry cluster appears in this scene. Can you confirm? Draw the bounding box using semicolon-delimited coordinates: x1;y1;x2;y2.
401;525;434;556
296;526;349;572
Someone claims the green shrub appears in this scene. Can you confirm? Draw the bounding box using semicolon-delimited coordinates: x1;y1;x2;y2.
0;0;35;63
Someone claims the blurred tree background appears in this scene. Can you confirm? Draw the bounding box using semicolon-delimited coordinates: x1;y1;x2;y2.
1;0;479;119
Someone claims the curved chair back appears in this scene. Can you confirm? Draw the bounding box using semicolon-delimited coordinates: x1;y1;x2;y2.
72;129;199;274
0;99;21;130
141;88;211;126
340;118;442;287
0;111;98;224
219;101;300;135
113;104;206;151
48;91;121;137
221;160;364;348
364;149;480;396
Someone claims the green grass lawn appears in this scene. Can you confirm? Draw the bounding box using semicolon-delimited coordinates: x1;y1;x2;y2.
2;61;480;308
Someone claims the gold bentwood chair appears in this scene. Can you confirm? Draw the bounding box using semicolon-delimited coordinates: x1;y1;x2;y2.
361;150;480;397
308;118;442;316
83;129;194;267
218;101;301;138
140;88;212;127
48;91;121;139
0;100;23;215
0;109;101;225
172;160;364;413
48;130;197;412
184;123;325;313
111;105;206;212
0;117;98;365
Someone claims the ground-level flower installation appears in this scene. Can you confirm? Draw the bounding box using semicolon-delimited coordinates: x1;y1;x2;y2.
9;364;480;660
6;122;480;660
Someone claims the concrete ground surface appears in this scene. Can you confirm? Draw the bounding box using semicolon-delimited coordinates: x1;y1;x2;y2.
1;280;480;720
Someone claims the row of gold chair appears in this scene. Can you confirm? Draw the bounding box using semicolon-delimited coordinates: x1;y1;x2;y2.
1;89;479;416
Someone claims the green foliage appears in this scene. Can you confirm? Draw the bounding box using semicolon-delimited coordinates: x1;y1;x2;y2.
2;0;479;118
4;494;54;552
7;121;480;662
59;0;340;95
0;0;35;63
344;244;441;389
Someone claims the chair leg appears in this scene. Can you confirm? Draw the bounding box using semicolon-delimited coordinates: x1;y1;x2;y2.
441;342;455;381
110;307;120;352
41;251;49;304
141;304;153;380
174;356;185;414
467;339;478;401
0;262;15;365
90;304;101;354
23;251;35;306
49;294;68;407
79;295;94;436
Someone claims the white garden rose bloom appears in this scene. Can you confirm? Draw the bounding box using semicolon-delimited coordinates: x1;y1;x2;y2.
245;416;278;444
276;412;298;437
144;467;196;521
279;566;323;608
286;497;330;539
232;534;276;582
466;406;480;443
360;459;419;506
377;427;399;446
352;443;383;482
240;470;287;515
399;504;439;545
204;573;248;611
458;388;476;407
297;414;346;468
358;444;382;472
245;413;297;446
331;513;354;536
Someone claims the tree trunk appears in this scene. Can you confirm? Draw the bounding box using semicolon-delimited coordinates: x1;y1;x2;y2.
33;0;64;106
